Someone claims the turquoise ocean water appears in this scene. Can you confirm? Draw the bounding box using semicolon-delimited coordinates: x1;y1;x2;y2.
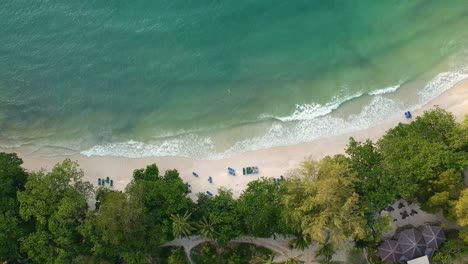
1;1;468;158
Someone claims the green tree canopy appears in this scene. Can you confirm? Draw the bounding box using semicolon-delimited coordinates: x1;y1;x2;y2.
282;155;368;246
81;190;155;263
377;109;466;212
237;177;286;237
171;211;194;238
17;159;93;263
0;152;28;262
346;138;396;212
195;189;242;245
0;152;27;213
455;189;468;244
126;165;193;242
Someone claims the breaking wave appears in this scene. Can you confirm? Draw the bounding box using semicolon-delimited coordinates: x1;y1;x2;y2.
81;66;468;159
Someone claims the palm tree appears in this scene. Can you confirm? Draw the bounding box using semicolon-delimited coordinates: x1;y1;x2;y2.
288;234;311;251
252;253;276;264
170;211;194;238
282;253;304;264
197;217;217;240
315;238;337;264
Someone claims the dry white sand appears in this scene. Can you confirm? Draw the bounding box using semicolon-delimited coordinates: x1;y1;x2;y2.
3;80;468;199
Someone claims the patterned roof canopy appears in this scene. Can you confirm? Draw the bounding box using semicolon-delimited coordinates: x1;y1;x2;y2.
421;225;446;250
398;228;426;260
378;239;403;263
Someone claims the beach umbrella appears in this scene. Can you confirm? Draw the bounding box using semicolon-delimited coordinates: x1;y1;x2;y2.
398;228;426;260
378;239;402;263
421;225;446;250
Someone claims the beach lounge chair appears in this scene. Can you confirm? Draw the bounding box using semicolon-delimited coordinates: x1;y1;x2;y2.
110;180;113;187
98;178;101;186
243;168;246;175
106;176;110;183
206;191;213;197
280;175;284;181
192;172;199;177
228;167;235;176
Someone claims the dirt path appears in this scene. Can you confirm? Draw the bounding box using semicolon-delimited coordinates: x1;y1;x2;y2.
163;235;350;264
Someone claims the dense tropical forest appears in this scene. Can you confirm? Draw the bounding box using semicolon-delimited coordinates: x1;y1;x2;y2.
0;109;467;264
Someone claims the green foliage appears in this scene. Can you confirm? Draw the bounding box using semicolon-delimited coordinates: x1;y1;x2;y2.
194;189;241;245
455;189;468;244
81;191;154;262
0;211;23;262
426;169;463;217
346;138;396;212
282;155;368;246
237;177;286;237
0;152;27;262
252;253;276;264
287;234;311;251
0;152;27;213
126;165;193;242
17;159;93;263
432;230;468;263
315;237;337;264
378;109;466;208
170;211;194;238
198;217;217;241
281;253;304;264
82;164;194;263
157;247;188;264
191;242;273;264
192;244;217;264
167;248;188;264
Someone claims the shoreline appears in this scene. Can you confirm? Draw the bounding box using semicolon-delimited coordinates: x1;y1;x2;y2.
4;79;468;199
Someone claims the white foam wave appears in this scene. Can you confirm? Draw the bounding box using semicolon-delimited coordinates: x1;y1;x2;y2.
276;92;363;122
218;95;404;158
368;84;401;96
81;65;468;159
417;66;468;104
81;136;215;158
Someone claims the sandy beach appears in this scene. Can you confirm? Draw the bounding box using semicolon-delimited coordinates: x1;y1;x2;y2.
4;80;468;199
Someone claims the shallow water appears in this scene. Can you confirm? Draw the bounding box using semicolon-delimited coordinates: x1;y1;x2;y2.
1;1;468;158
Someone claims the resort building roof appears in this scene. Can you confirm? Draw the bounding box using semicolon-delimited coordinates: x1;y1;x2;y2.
421;225;446;250
407;255;430;264
397;228;426;260
378;239;403;263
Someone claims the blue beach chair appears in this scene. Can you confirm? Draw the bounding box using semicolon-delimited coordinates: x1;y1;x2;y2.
405;111;412;118
228;167;235;176
192;172;199;177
